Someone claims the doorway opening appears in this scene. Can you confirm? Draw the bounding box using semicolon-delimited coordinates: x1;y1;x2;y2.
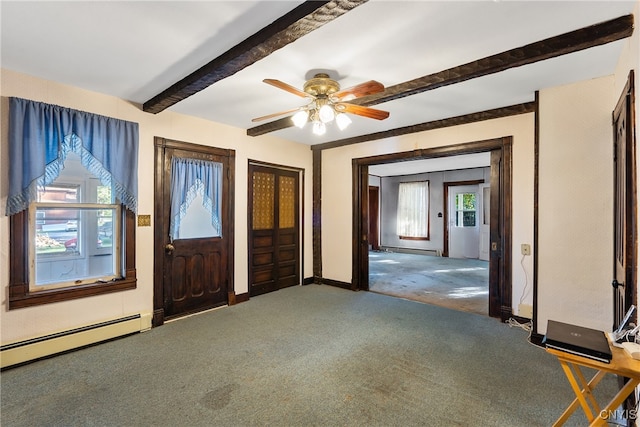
368;170;490;315
353;137;513;319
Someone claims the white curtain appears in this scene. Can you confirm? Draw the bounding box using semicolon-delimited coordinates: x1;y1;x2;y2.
169;157;222;241
397;181;429;237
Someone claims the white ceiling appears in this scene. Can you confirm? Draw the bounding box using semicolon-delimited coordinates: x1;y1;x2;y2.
1;0;635;157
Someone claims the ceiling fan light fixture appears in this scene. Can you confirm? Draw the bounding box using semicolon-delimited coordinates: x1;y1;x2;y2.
312;121;326;136
335;112;352;130
318;104;335;123
254;73;388;136
292;110;309;128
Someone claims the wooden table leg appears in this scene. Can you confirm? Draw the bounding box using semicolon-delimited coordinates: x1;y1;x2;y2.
589;378;640;427
573;364;601;414
553;362;607;426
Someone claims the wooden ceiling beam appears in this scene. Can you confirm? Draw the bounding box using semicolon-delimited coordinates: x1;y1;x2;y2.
354;14;634;106
247;13;634;137
311;102;536;151
143;0;367;114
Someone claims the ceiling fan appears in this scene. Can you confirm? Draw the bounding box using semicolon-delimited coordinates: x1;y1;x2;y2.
251;73;390;135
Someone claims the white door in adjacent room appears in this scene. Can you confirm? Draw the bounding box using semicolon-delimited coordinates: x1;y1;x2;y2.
448;185;480;259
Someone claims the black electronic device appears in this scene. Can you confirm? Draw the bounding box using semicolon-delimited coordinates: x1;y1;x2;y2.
543;320;612;363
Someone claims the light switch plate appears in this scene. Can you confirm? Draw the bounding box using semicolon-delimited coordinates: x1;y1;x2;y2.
137;215;151;227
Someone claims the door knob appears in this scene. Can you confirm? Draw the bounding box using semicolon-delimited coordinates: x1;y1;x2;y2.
165;243;175;254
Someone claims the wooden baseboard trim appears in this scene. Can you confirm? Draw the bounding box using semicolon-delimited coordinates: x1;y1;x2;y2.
509;315;531;324
320;278;353;290
235;292;250;304
302;277;315;285
530;332;545;348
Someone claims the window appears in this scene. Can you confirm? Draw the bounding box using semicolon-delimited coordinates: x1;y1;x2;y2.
397;181;429;240
7;97;138;309
30;154;121;291
454;192;477;227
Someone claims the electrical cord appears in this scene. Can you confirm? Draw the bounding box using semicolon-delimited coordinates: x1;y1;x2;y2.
506;317;540;349
519;253;530;306
506;317;532;332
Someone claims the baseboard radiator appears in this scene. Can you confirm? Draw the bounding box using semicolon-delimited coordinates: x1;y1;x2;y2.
379;247;442;257
1;313;152;369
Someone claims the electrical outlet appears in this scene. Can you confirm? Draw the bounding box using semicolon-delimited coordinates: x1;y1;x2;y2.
521;243;531;256
518;304;533;319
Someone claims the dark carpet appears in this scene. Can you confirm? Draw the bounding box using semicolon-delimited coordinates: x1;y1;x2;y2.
1;285;616;426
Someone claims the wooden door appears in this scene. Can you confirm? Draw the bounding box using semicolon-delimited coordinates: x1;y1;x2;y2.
368;186;380;251
153;138;235;325
612;71;636;331
249;164;300;297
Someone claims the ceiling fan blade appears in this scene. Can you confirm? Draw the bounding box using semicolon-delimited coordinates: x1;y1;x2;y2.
263;79;309;98
251;107;302;122
333;80;384;101
335;103;390;120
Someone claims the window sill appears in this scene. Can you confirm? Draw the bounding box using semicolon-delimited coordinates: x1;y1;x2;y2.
9;276;136;309
399;236;430;241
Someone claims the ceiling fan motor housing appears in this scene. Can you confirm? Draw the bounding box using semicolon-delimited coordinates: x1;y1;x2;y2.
303;73;340;96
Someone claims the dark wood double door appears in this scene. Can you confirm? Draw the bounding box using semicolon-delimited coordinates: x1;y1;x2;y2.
249;164;300;297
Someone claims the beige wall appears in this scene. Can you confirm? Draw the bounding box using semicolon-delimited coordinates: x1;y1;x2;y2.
0;69;314;344
536;0;640;334
537;75;615;333
320;114;535;314
2;1;639;345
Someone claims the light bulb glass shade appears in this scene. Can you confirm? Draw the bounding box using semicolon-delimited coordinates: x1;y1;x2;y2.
292;110;309;128
318;104;335;123
312;121;326;136
335;113;352;130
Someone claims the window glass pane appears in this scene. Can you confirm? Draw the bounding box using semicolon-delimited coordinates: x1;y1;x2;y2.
36;207;79;255
175;193;220;239
97;183;113;204
37;184;79;203
397;181;429;238
252;171;275;230
29;153;122;291
279;176;296;229
463;211;476;227
97;184;113;248
455;193;477;227
34;206;119;288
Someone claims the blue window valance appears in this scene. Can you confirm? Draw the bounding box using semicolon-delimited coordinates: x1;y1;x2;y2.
6;97;139;215
170;157;222;241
